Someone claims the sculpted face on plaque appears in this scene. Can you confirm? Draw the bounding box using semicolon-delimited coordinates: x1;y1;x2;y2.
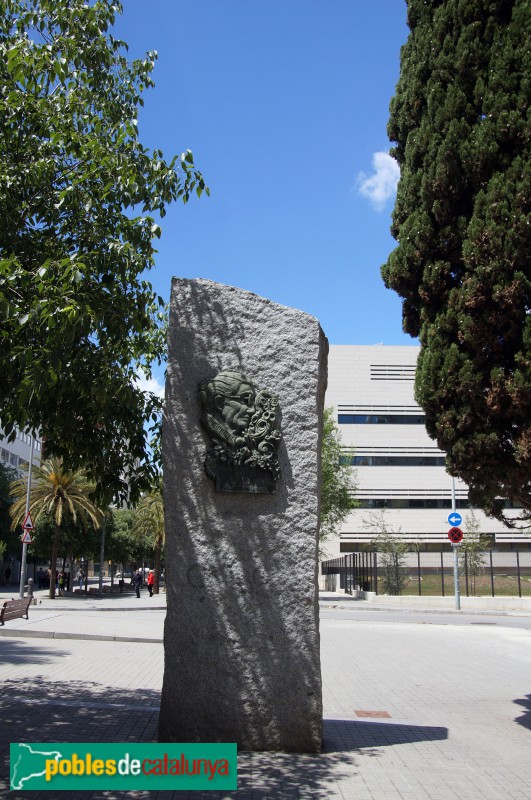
198;370;281;493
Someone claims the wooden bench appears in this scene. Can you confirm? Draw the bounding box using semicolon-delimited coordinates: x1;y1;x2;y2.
0;596;32;625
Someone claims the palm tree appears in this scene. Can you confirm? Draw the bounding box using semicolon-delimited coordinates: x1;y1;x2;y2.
10;457;104;599
132;488;165;594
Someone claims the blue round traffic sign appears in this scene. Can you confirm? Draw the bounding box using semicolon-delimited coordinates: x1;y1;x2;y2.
447;511;462;527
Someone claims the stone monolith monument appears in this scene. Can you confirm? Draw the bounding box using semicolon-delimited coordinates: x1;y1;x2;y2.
158;278;327;752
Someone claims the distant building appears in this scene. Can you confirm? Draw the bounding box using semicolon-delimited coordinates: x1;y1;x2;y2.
323;345;527;558
0;427;42;472
0;428;43;586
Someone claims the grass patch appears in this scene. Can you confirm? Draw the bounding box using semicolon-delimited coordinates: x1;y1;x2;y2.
375;573;531;597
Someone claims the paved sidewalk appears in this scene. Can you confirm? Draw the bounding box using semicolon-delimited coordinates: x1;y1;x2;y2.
319;591;531;616
1;597;531;798
0;585;167;641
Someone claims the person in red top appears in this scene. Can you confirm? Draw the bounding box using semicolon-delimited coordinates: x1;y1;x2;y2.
147;569;155;597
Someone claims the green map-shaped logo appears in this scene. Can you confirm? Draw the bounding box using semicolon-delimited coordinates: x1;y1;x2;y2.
11;743;63;789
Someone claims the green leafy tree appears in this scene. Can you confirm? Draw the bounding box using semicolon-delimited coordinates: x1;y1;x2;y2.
105;508;138;575
31;507;142;589
132;488;164;593
30;511;97;562
0;0;208;503
10;457;104;597
461;511;489;596
382;0;530;527
365;510;410;596
320;408;357;555
29;511;99;591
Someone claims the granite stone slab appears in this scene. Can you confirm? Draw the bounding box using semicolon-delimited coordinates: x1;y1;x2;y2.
158;278;327;752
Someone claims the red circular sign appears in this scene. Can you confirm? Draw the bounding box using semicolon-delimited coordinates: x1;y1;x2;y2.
448;526;463;543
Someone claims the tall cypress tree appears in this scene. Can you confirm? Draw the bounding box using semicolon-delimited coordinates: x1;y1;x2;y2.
382;0;530;526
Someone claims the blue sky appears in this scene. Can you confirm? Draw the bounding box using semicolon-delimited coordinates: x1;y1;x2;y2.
113;1;412;376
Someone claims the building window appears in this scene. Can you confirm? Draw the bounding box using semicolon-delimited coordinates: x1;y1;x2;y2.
369;364;416;381
340;455;446;467
338;414;425;425
356;498;518;510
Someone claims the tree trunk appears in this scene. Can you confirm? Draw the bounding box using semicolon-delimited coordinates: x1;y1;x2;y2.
49;522;61;600
154;536;162;594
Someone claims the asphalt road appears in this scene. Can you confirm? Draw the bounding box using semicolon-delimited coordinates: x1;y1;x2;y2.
320;602;531;630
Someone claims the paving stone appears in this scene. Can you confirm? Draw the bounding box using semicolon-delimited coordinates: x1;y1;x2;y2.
1;607;531;798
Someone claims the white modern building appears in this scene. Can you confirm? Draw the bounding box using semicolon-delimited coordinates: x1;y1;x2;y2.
323;345;527;558
0;428;43;586
0;427;42;472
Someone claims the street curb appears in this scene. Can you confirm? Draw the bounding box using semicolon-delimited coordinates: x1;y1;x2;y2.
0;629;163;643
319;601;531;617
31;605;166;612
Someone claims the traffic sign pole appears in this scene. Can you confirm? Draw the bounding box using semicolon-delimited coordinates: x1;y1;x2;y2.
453;543;461;610
450;478;461;611
18;433;34;599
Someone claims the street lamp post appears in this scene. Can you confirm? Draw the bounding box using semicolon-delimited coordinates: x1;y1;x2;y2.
18;433;35;599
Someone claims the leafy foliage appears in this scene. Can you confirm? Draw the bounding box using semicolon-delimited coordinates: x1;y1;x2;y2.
31;506;145;578
10;457;104;597
30;511;95;561
105;508;144;568
364;510;410;596
382;0;530;526
461;511;489;595
320;408;357;551
0;0;208;503
132;487;164;592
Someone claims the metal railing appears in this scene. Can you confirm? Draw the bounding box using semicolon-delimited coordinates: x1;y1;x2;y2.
321;549;531;598
322;552;377;594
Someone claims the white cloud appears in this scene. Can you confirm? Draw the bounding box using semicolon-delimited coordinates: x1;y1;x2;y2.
135;369;165;399
355;151;400;212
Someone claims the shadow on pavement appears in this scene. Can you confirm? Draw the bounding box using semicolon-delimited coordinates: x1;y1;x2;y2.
1;674;449;799
0;638;71;665
323;717;447;758
1;676;160;800
514;693;531;730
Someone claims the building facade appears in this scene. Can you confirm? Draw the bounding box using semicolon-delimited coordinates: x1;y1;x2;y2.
0;428;43;586
323;345;527;558
0;428;42;473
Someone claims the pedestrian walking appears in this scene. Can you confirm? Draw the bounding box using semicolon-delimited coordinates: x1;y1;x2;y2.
58;571;65;596
77;568;84;590
133;567;143;599
4;566;11;585
147;569;155;597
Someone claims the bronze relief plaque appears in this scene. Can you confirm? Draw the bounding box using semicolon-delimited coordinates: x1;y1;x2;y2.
198;370;281;493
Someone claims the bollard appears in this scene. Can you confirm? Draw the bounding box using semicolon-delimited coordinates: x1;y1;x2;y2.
27;577;37;605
